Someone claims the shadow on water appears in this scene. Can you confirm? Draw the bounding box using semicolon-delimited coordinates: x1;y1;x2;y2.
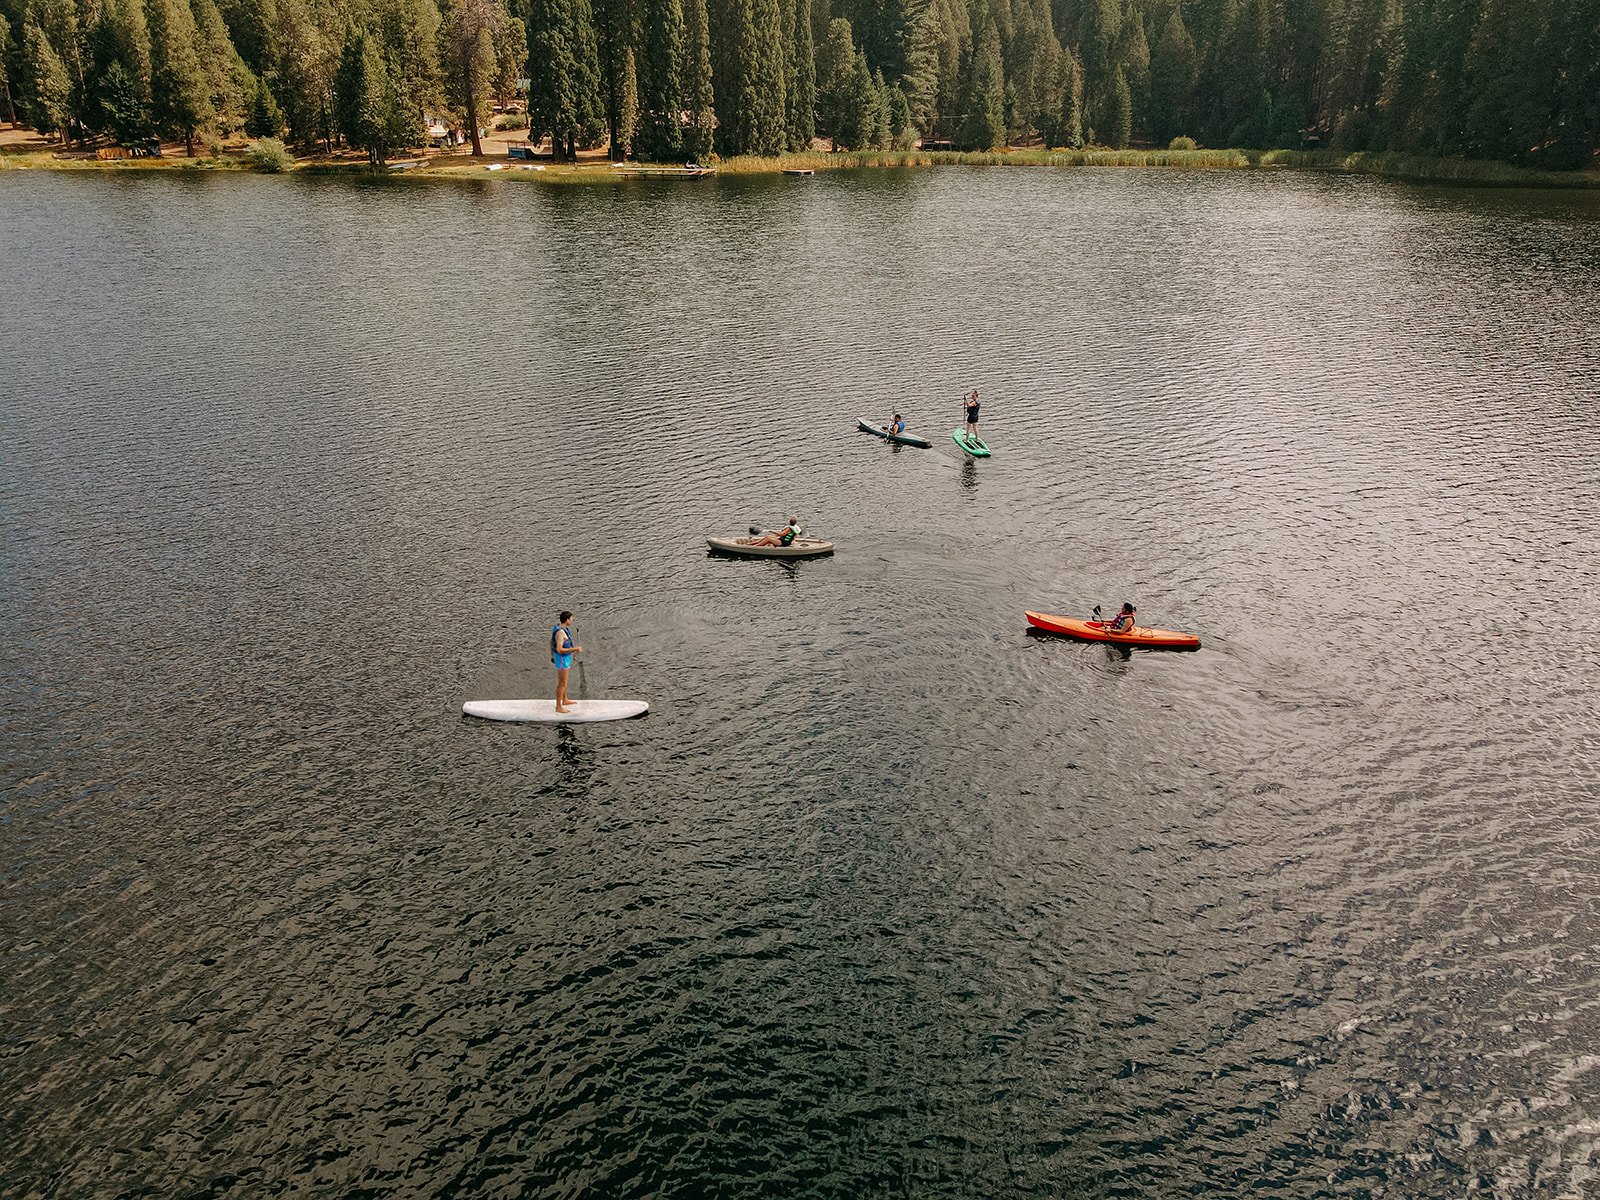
1024;627;1138;664
959;456;978;492
552;725;596;796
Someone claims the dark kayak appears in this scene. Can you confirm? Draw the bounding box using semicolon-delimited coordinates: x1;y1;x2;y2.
857;418;932;448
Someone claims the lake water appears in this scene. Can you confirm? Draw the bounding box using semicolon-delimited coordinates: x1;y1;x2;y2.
3;166;1598;1198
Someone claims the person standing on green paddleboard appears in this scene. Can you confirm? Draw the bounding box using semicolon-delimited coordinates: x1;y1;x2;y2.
963;390;982;442
552;610;583;714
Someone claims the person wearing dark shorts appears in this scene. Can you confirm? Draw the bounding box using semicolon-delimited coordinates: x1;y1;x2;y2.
964;390;981;439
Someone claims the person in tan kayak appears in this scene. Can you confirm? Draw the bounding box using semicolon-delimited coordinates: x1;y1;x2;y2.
746;516;803;548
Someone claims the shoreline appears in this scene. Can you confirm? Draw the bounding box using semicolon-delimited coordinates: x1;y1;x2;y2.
3;142;1597;191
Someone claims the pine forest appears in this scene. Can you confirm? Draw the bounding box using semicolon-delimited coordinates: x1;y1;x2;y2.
1;0;1596;169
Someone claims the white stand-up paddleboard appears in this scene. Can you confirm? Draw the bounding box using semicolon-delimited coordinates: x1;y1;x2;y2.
462;698;650;723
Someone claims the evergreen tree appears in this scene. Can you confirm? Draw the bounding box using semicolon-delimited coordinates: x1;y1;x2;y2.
1118;6;1148;131
1542;0;1600;169
886;79;911;146
635;0;684;160
841;0;907;80
34;0;88;139
899;0;940;131
1105;60;1128;146
0;12;16;126
191;0;255;138
1076;0;1117;118
680;0;713;156
526;0;603;156
334;26;413;164
490;11;523;109
441;0;506;155
1048;42;1080;146
148;0;214;153
781;0;811;148
869;63;889;146
372;0;444;122
589;0;623;160
273;0;336;146
834;43;872;146
813;16;852;139
1001;0;1059;140
1385;0;1480;155
706;0;736;137
21;13;71;137
91;0;156;142
957;8;1002;149
243;71;281;133
1148;6;1196;143
732;0;785;153
218;0;279;77
1462;0;1549;164
614;39;636;155
931;0;967;125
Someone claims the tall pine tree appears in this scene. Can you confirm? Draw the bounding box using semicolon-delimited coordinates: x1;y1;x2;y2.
781;0;811;149
957;7;1003;149
148;0;215;153
526;0;603;156
680;0;713;155
636;0;684;159
21;13;72;137
1149;6;1197;142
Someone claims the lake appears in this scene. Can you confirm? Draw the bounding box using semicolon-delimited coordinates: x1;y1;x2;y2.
3;165;1598;1198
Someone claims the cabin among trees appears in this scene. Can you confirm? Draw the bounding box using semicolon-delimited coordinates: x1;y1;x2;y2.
1;0;1596;169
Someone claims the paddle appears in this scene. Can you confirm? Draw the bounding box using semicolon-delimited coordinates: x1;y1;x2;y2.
573;622;587;698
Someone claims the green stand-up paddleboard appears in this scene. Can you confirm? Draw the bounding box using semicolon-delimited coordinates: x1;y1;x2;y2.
952;429;992;457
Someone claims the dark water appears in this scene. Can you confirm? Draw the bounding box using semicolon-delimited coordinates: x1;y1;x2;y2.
3;167;1598;1198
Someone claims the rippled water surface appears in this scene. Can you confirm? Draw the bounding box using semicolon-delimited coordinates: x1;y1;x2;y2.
3;167;1599;1198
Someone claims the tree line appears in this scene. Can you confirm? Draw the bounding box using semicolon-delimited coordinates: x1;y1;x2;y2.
2;0;1596;167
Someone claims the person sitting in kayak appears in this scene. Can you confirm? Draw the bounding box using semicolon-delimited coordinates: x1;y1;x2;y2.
963;390;981;439
1104;603;1136;632
747;516;803;548
887;413;906;435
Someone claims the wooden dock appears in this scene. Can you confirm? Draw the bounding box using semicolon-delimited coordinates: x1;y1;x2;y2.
612;165;717;178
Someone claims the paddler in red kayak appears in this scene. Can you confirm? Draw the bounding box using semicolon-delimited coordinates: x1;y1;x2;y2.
1104;603;1136;632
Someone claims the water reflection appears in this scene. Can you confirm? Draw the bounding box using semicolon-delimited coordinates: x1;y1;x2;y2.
959;456;979;492
552;725;596;797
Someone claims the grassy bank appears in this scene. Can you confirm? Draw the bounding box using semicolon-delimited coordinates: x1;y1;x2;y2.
711;147;1256;173
1258;148;1600;188
5;142;1596;189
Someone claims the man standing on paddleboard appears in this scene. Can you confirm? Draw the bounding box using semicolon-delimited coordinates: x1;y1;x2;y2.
552;611;582;713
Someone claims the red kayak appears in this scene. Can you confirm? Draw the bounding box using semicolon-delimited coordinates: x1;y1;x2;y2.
1025;610;1201;650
